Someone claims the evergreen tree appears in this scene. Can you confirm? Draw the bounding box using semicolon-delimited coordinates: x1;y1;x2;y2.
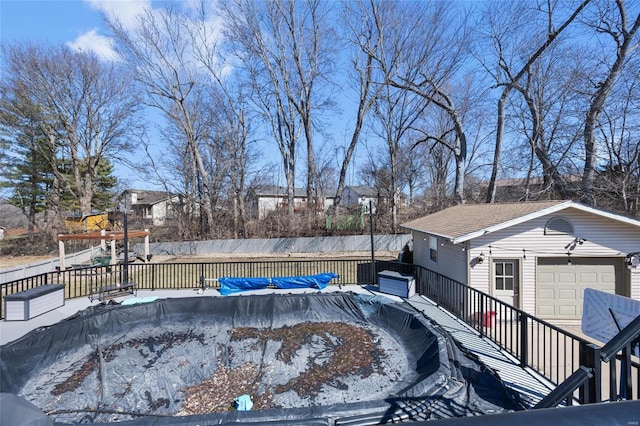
0;97;55;239
59;157;117;213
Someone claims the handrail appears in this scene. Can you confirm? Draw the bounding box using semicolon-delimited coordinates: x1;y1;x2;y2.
533;366;593;409
0;259;375;319
398;263;640;406
600;315;640;362
533;316;640;407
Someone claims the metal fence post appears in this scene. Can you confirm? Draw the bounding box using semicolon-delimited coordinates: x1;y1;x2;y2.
479;292;486;337
520;313;528;367
579;343;601;404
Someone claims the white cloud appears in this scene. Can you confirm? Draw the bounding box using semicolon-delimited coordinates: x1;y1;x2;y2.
66;29;120;62
84;0;151;30
67;0;152;62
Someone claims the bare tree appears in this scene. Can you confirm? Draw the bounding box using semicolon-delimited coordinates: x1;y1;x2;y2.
581;0;640;205
222;0;336;220
595;59;640;214
1;44;141;230
370;84;425;231
189;1;253;238
413;107;457;209
108;6;222;236
507;46;583;201
364;0;473;204
329;0;385;225
398;140;429;206
480;0;592;203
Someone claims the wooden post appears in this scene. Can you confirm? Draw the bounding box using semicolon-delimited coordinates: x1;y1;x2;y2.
58;239;66;270
110;239;117;266
100;229;106;252
144;229;150;261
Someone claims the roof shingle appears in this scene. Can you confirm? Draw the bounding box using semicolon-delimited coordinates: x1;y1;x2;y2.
401;201;568;240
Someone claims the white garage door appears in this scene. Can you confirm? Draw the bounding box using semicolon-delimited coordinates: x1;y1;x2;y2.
536;258;621;320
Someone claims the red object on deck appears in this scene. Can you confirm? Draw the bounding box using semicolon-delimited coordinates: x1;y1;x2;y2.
482;311;496;328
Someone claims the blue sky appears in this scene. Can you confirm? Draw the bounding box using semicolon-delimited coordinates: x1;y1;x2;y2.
2;1;104;46
1;0;153;61
1;0;171;189
0;0;369;191
0;0;351;190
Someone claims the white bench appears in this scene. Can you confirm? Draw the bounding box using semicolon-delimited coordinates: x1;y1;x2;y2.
4;284;65;321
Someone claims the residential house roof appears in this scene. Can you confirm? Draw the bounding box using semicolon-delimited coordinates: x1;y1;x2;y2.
65;211;107;219
347;186;380;198
251;185;335;198
127;190;177;206
401;200;640;244
491;174;582;188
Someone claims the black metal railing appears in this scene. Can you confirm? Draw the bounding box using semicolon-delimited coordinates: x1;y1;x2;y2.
0;259;376;319
406;263;640;406
2;258;638;406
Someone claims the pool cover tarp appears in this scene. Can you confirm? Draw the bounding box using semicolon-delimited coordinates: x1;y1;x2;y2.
218;273;339;295
0;292;524;425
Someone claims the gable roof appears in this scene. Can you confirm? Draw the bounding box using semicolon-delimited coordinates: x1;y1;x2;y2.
401;200;640;244
346;186;379;197
251;185;310;198
127;190;178;206
251;185;336;198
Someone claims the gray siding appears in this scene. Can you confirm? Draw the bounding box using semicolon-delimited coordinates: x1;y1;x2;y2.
413;232;468;285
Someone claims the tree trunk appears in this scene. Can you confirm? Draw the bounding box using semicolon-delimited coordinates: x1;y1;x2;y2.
486;90;509;203
582;7;640;206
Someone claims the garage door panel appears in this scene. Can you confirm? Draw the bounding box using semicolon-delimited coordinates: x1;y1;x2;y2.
579;272;597;283
537;258;621;320
538;272;555;282
558;273;576;283
537;305;555;316
558;289;577;300
559;305;578;316
538;289;555;299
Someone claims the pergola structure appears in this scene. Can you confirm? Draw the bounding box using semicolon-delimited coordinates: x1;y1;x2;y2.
57;229;151;270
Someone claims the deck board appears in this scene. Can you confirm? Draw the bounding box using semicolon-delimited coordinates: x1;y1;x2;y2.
406;295;554;407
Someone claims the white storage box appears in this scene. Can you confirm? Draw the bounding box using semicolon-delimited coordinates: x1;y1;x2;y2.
4;284;65;321
378;270;415;298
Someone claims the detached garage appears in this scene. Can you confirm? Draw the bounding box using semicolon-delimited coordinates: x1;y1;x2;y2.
402;201;640;323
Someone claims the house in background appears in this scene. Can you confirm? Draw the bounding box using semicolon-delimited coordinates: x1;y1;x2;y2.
342;186;407;214
343;186;378;213
402;200;640;322
121;189;182;226
64;212;110;232
483;175;582;203
248;185;335;219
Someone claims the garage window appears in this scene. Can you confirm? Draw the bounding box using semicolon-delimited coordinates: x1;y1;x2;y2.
495;261;515;290
545;217;574;235
429;236;438;263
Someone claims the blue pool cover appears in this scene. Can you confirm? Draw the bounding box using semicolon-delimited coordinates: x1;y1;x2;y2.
218;272;339;295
